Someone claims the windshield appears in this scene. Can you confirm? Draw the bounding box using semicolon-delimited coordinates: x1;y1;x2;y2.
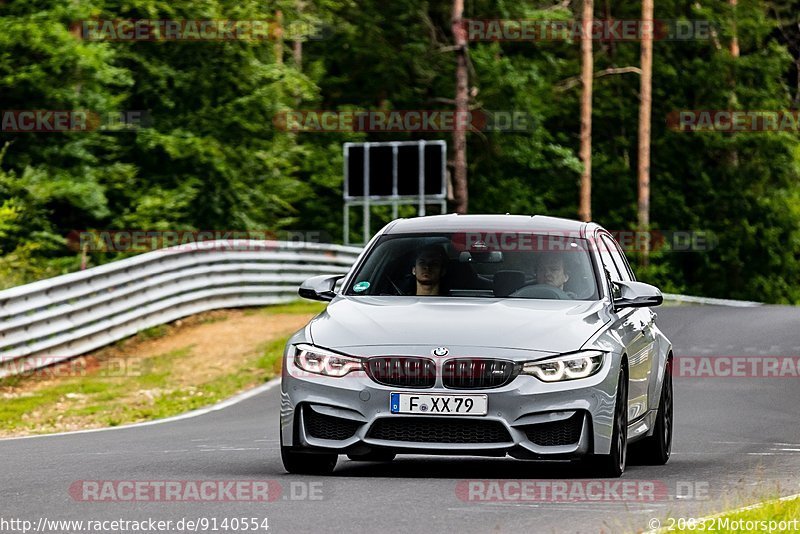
345;232;599;300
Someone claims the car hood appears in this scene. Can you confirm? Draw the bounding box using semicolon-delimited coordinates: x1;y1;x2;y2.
308;296;611;355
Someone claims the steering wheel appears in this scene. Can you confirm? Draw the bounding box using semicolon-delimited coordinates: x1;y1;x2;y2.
384;274;414;296
509;283;571;300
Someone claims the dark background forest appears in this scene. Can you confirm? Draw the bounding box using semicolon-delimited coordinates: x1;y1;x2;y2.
1;0;799;303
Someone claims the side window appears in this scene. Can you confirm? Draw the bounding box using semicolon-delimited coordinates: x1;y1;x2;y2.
602;235;633;282
614;238;637;281
597;235;623;282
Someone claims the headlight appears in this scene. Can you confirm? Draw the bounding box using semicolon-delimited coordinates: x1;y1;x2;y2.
294;344;363;377
521;351;605;382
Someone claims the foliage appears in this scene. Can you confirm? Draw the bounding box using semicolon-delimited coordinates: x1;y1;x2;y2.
0;0;798;303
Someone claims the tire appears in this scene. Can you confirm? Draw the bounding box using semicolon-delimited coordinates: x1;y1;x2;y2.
585;368;628;478
281;445;338;475
630;358;673;465
347;451;396;462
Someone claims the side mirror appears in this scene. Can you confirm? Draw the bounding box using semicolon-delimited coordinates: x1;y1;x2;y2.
298;274;346;302
613;281;663;310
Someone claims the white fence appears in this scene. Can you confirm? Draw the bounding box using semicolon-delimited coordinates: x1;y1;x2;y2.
0;241;362;378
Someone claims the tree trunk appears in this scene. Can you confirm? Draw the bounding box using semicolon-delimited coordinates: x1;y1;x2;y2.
293;0;305;69
637;0;654;267
728;0;739;165
451;0;468;214
795;57;800;109
730;0;739;58
293;40;302;69
80;242;89;270
578;0;594;222
274;10;284;65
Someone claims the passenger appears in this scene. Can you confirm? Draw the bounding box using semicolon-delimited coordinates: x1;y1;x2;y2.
536;253;570;291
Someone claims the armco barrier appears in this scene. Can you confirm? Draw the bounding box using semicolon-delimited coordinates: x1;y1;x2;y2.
0;241;363;378
661;293;762;308
0;239;759;378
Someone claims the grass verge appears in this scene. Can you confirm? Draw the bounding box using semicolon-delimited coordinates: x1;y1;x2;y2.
0;301;326;437
658;494;800;533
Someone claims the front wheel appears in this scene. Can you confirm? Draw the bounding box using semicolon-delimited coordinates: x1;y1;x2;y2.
281;445;337;475
584;369;628;477
630;358;673;465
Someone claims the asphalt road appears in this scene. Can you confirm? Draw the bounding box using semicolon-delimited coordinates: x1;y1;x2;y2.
2;304;800;534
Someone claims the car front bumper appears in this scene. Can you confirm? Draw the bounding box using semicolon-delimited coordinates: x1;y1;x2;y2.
280;347;622;458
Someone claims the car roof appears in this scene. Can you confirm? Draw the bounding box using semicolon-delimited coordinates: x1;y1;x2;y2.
384;214;597;237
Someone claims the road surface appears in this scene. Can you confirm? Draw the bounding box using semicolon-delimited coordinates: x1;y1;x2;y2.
2;305;799;533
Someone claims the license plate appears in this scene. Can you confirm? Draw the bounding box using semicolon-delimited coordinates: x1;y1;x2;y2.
390;393;488;415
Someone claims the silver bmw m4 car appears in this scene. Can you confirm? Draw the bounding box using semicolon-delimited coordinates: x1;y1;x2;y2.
280;214;673;477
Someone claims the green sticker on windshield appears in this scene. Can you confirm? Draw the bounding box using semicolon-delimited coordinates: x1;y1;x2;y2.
353;281;370;293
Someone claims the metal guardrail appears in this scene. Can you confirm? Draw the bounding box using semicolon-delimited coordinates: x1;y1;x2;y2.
0;241;363;378
0;239;763;378
662;293;762;307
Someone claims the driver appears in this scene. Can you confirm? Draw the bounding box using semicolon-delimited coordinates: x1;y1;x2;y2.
412;244;448;296
536;253;570;291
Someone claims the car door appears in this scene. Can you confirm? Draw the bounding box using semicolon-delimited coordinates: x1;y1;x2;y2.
596;232;654;424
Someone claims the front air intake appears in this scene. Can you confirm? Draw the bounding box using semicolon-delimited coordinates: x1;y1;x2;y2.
521;413;584;447
367;418;512;444
365;357;436;388
304;406;363;441
442;358;517;389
